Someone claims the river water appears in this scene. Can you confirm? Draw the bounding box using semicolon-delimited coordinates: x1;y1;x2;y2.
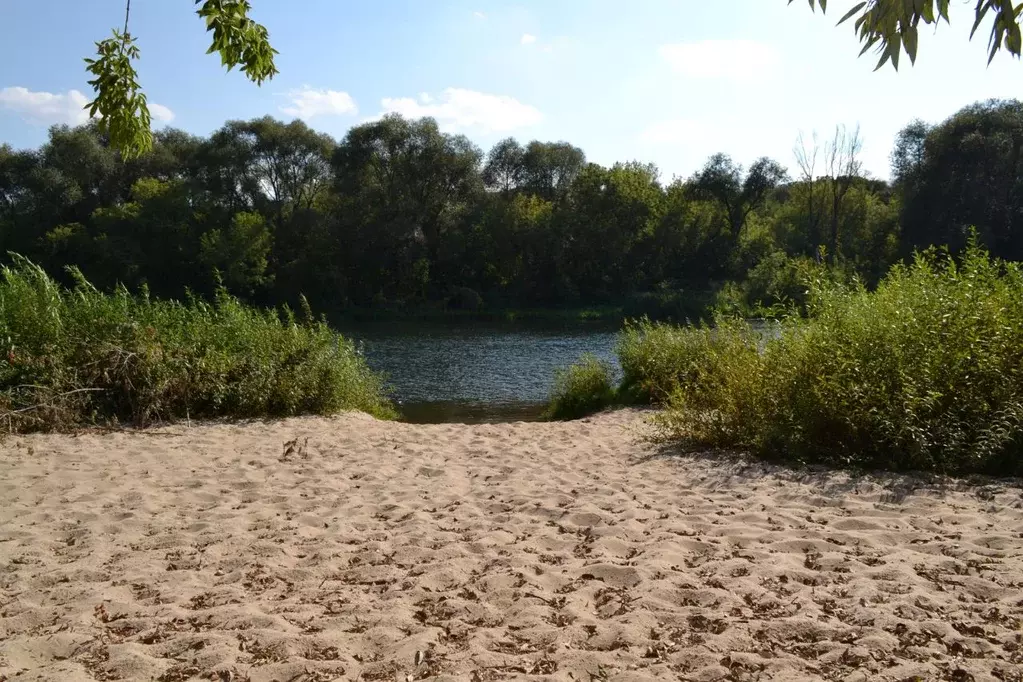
342;322;621;423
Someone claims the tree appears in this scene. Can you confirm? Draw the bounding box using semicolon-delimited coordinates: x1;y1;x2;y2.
897;99;1023;260
208;117;334;217
482;138;526;193
890;119;930;185
562;162;664;295
331;115;483;301
85;1;278;158
199;210;272;296
690;154;788;253
793;130;824;252
520;142;586;201
822;124;863;263
795;0;1023;69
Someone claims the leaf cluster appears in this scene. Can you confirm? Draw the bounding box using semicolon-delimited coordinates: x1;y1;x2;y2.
84;31;152;160
195;0;279;84
83;1;278;158
795;0;1023;69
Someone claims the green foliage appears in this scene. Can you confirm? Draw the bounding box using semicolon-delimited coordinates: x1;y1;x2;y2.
712;249;853;319
4;100;1018;327
654;240;1023;476
616;317;761;405
795;0;1023;69
689;154;788;250
446;286;484;312
196;1;279;83
543;354;616;421
83;2;277;158
895;100;1023;263
199;211;273;296
0;256;394;432
620;289;714;324
84;31;151;160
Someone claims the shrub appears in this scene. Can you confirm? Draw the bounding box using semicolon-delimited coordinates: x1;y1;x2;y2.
446;286;484;312
654;241;1023;476
616;317;761;404
713;250;852;319
0;256;396;432
544;354;616;420
620;289;714;324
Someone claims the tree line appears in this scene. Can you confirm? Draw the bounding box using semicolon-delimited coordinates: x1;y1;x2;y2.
1;98;1021;319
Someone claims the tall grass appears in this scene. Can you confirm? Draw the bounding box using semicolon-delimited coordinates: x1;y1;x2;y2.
0;256;395;432
652;242;1023;476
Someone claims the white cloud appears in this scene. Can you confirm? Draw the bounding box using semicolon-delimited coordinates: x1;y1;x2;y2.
639;119;707;145
658;40;780;81
473;11;486;19
0;86;173;129
149;103;175;124
280;86;358;119
520;33;537;45
378;88;542;134
0;86;89;125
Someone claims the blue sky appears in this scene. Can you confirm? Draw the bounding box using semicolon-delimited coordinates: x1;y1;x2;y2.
1;1;1020;181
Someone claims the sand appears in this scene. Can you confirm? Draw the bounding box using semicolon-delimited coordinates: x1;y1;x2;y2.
1;409;1022;682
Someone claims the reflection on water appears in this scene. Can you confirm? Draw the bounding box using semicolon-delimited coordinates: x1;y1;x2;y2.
341;322;620;423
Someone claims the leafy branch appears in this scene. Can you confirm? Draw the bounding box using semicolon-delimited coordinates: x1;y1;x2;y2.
83;0;278;159
84;28;152;160
793;0;1023;69
196;0;280;84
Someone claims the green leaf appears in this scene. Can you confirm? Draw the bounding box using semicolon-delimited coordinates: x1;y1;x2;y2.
1009;22;1023;56
937;0;950;22
921;0;935;23
904;23;919;63
874;46;892;70
838;1;866;24
971;1;993;39
859;35;880;57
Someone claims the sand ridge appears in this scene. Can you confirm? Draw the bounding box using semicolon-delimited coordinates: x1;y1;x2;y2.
1;409;1022;681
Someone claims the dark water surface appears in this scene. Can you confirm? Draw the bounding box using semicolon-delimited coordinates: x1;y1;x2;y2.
341;321;621;423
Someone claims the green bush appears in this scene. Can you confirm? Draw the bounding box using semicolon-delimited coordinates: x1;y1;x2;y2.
654;241;1023;476
0;256;395;432
620;289;714;324
616;317;761;404
713;250;852;320
544;354;616;420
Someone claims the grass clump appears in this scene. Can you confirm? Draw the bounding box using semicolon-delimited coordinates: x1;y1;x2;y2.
544;354;617;420
0;256;395;432
653;241;1023;476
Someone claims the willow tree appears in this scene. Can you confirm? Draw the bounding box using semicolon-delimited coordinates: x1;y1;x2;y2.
85;1;278;159
794;0;1023;69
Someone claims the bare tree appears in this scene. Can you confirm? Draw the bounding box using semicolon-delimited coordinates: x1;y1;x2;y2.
793;130;822;256
823;124;863;264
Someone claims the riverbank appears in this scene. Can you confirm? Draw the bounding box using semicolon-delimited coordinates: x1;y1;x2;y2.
329;290;718;327
2;410;1021;681
335;305;630;325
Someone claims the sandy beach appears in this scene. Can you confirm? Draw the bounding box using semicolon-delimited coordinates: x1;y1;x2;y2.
1;409;1021;681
